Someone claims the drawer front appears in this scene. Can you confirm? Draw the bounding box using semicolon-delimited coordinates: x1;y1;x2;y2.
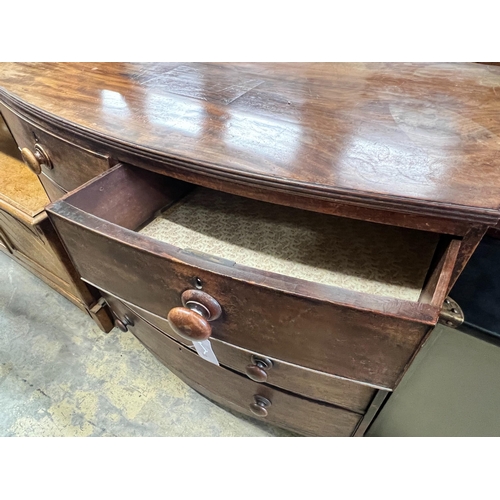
47;164;453;389
0;105;110;192
107;295;362;437
103;291;378;413
49;208;432;389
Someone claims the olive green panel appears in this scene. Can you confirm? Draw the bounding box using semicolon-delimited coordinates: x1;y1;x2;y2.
368;325;500;437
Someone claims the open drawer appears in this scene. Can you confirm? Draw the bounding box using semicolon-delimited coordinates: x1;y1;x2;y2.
47;163;461;389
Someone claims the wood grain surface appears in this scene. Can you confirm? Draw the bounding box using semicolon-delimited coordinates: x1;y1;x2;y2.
1;63;500;225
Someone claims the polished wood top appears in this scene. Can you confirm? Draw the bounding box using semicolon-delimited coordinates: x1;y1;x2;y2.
1;62;500;223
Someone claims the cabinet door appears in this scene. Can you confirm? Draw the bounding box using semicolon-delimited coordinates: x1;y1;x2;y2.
0;209;75;289
0;208;112;332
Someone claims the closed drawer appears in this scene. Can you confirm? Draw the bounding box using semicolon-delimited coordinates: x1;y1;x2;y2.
102;290;379;413
0;104;110;192
47;163;460;389
106;294;362;436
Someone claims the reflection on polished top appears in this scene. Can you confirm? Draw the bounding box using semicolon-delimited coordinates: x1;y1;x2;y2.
1;62;500;221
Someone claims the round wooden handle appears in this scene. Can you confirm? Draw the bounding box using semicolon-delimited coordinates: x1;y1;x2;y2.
114;318;128;332
249;395;271;417
181;289;222;320
246;364;267;382
20;147;42;175
168;307;212;341
114;315;134;332
245;356;273;382
20;145;52;175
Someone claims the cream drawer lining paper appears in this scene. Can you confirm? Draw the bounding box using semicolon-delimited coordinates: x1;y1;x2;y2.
139;188;439;301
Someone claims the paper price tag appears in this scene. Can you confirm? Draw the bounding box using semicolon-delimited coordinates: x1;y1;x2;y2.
193;339;219;366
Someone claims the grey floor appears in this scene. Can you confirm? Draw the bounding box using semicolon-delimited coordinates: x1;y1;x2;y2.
2;250;500;437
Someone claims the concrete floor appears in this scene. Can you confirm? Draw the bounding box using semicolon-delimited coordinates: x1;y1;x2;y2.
2;250;500;437
0;252;294;437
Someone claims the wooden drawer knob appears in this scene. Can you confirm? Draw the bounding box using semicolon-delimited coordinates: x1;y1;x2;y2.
245;356;273;383
168;289;222;341
20;145;52;175
168;307;212;341
114;315;134;332
181;289;222;320
249;395;272;417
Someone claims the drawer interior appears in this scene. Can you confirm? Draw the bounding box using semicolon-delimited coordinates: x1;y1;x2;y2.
61;162;458;307
138;186;439;301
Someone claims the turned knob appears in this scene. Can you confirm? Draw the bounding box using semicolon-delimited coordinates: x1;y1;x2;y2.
168;307;212;341
245;356;273;383
168;289;222;341
20;145;52;175
249;395;272;417
181;289;222;320
114;315;134;332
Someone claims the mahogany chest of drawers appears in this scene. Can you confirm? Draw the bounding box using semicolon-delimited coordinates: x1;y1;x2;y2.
1;62;500;436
